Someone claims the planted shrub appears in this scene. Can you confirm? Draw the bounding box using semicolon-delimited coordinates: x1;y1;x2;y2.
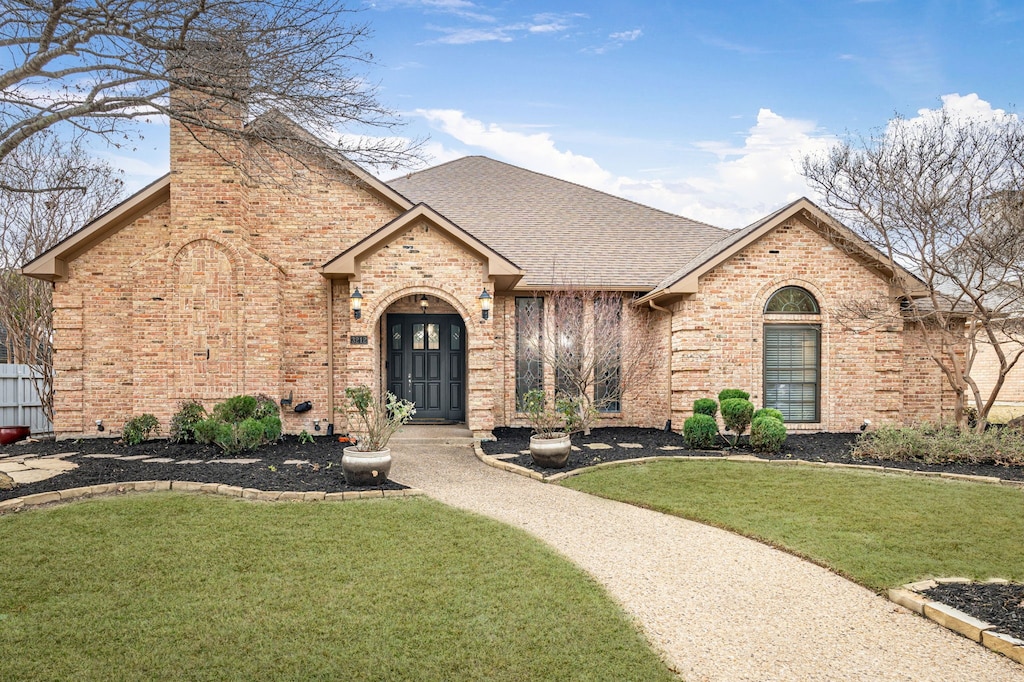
212;395;258;423
253;394;280;420
718;388;750;402
853;423;1024;466
122;413;160;445
169;400;207;444
753;407;784;423
750;415;787;453
693;398;718;418
195;394;282;455
683;414;719;449
720;397;754;446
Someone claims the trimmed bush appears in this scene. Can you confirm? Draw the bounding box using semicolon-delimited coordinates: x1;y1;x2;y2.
253;394;280;420
195;395;282;455
683;414;719;449
750;415;787;453
693;398;718;418
212;395;257;423
753;407;784;423
720;398;755;446
122;413;160;445
718;389;750;402
169;400;207;444
260;415;282;442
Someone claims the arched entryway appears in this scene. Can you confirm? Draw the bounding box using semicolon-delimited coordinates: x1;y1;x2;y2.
380;293;467;424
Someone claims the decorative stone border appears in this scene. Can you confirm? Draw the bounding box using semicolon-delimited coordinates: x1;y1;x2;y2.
472;442;1024;489
889;579;1024;665
0;480;424;514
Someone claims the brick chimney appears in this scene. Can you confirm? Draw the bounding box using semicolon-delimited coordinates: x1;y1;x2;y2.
167;40;251;238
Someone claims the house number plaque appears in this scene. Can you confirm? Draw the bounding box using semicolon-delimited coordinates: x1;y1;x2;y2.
349;335;369;345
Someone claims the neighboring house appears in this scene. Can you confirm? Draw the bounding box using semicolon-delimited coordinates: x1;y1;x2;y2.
22;91;951;439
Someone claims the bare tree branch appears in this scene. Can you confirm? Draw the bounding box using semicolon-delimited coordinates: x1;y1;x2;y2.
0;0;423;174
0;130;124;422
803;106;1024;431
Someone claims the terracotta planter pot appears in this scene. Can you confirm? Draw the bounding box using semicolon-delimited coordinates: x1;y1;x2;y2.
0;426;31;446
342;446;392;486
529;433;571;469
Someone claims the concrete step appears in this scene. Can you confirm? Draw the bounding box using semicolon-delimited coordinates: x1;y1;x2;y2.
390;424;476;445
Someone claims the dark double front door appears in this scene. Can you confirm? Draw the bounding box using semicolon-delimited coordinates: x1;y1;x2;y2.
386;314;465;422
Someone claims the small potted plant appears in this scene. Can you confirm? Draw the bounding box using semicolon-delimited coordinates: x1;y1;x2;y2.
341;385;416;485
521;388;572;468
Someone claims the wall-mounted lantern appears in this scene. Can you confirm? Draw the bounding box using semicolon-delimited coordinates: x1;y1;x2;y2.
479;289;492;321
350;287;363;319
420;294;429;313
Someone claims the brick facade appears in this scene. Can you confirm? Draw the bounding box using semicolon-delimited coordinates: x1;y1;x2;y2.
42;116;953;439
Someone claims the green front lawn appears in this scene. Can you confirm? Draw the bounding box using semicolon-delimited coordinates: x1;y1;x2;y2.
0;494;677;681
563;460;1024;591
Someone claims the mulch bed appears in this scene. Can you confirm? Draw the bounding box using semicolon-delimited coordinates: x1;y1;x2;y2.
924;583;1024;642
0;435;406;502
481;427;1024;481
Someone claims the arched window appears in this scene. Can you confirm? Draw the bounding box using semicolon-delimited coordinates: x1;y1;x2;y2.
763;287;820;422
764;286;819;314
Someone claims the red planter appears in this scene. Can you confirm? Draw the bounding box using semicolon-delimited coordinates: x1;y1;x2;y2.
0;426;31;445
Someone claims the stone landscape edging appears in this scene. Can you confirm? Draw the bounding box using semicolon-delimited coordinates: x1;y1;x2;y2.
889;579;1024;665
471;442;1024;489
0;480;425;514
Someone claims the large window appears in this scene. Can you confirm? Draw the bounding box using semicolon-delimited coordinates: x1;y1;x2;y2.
554;296;583;398
763;287;820;423
593;296;622;412
515;297;543;408
514;293;624;414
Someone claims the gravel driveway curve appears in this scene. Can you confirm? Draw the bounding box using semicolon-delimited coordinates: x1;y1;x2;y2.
389;441;1024;682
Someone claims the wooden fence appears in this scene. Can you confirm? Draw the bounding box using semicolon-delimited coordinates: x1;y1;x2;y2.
0;364;52;435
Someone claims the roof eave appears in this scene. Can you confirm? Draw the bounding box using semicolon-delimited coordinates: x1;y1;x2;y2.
21;175;172;282
321;203;525;291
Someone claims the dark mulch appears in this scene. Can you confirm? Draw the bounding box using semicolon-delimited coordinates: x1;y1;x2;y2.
924;583;1024;642
481;427;1024;481
0;435;406;502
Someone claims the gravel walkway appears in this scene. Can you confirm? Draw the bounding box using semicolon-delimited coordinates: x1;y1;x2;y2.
389;441;1024;682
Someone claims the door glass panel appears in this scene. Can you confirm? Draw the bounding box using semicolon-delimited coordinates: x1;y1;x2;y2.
450;325;461;350
391;324;402;351
413;323;425;350
427;323;440;350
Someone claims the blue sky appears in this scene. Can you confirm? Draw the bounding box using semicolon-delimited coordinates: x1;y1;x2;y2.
110;0;1024;228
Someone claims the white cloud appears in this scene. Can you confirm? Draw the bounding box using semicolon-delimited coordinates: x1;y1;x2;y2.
392;94;1017;229
420;11;582;44
909;92;1016;123
584;27;644;55
413;107;834;228
427;25;513;44
609;29;642;42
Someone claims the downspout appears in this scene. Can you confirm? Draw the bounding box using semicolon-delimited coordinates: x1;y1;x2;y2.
326;278;335;433
648;297;674;429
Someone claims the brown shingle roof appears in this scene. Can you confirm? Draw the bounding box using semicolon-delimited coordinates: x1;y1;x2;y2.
387;156;728;289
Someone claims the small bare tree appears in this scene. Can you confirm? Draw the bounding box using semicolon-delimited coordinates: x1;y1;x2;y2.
0;131;123;421
520;288;658;435
0;0;420;180
803;107;1024;431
